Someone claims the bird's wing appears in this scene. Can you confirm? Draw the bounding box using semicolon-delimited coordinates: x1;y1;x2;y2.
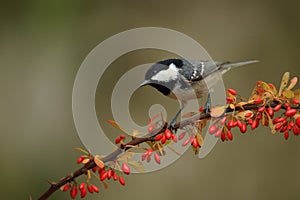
179;60;223;82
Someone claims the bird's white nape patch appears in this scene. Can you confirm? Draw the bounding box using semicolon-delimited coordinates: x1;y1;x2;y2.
151;63;179;82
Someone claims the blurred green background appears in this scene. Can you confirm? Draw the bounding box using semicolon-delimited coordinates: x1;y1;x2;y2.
1;0;300;199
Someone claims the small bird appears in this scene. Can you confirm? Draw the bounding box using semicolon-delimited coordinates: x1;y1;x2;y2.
140;58;258;129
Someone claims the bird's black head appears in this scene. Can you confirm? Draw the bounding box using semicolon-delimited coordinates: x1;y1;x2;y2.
140;59;184;96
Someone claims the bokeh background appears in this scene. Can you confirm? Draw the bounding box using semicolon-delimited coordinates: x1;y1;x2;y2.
1;0;300;199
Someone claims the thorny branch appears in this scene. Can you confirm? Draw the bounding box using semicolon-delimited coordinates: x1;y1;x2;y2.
37;100;293;200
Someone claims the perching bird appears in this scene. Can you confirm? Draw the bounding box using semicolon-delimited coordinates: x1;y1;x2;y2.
140;58;258;129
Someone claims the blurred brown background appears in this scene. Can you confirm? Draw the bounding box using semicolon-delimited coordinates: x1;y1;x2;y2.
1;0;300;199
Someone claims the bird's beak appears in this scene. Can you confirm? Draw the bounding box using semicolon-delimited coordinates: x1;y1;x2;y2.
139;80;151;87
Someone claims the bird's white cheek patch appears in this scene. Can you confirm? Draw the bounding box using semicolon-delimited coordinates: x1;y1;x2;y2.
151;63;178;82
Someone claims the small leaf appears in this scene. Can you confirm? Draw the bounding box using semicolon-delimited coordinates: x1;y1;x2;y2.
94;155;105;168
192;145;199;155
196;132;204;147
102;181;109;189
107;120;122;130
74;147;89;155
268;83;278;95
82;158;90;164
87;170;91;179
287;77;298;91
210;106;226;118
282;90;294;99
294;89;300;100
132;129;139;137
278;72;290;96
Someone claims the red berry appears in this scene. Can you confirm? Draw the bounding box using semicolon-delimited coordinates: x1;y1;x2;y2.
100;171;107;181
208;124;218;134
274;104;282;112
178;132;186;140
288;121;294;130
280;125;288;133
284;102;291;109
240;123;247;133
107;169;113;179
113;173;118;181
115;137;121;144
227;131;233;140
119;134;125;140
198;107;204;112
275;123;283;131
119;176;125;186
148;125;154;133
286;109;297;117
141;151;148;161
192;138;199;148
87;185;94;193
62;183;71;192
77;156;85;164
226;97;234;103
284;131;289;140
293;125;300;135
182;138;190;147
148;148;153;156
245;112;252;118
267;107;274;118
227;120;235;129
165;129;172;139
221;132;226;141
154;153;161;164
92;166;98;172
70;185;78;199
296;117;300;128
248;119;253;124
273;117;286;124
80;188;87;198
98;166;104;173
122;163;130;175
161;135;166;144
91;185;99;193
79;183;86;190
292;99;299;105
254;98;263;104
215;129;222;137
227;88;237;95
172;134;178;143
257;113;262;120
155;133;163;141
146;155;151;162
220;116;227;125
237;120;243;128
258;106;265;112
251;119;259;130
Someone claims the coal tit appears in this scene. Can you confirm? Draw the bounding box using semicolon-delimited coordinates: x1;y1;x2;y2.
140;58;258;105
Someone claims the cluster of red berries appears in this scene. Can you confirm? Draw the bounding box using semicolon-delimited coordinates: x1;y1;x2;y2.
141;148;161;164
207;88;300;141
93;163;127;185
155;129;177;144
115;134;126;144
180;132;201;148
66;156;130;198
62;182;99;199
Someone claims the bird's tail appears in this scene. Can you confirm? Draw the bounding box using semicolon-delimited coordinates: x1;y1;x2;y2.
220;60;259;73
